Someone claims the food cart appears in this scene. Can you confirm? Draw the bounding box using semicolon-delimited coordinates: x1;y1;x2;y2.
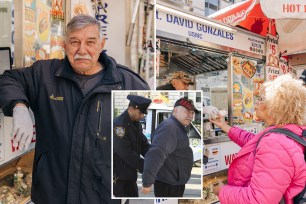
156;1;267;203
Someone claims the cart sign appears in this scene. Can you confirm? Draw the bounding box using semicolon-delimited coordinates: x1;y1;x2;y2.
203;144;221;174
204;141;240;175
0;110;36;166
232;56;264;125
265;34;281;81
220;142;240;170
260;0;306;19
156;9;266;56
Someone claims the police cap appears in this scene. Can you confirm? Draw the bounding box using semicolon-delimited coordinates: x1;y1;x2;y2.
127;95;152;114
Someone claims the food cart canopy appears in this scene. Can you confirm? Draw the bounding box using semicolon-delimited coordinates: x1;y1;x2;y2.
209;0;306;55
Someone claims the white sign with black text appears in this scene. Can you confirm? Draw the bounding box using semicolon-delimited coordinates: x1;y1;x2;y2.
204;141;240;175
156;9;266;56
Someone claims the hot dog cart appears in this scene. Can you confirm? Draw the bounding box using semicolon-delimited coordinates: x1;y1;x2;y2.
155;1;267;203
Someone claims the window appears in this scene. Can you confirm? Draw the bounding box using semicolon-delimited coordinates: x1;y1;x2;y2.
196;92;201;103
157;112;171;126
205;0;220;16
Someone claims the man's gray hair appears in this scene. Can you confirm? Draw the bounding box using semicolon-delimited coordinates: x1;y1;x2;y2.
66;14;103;40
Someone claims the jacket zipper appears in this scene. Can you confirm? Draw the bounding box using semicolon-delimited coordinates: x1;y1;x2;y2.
96;100;103;147
78;102;90;204
70;84;121;203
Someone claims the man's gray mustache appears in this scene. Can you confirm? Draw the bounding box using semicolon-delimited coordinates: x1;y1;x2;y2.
74;54;92;60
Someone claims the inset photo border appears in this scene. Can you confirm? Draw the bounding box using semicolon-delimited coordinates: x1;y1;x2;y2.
111;90;203;199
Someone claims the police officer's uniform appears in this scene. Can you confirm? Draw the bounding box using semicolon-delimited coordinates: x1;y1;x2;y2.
113;95;151;197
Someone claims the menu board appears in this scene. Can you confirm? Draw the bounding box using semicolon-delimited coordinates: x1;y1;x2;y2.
24;0;37;67
49;0;65;60
22;0;65;67
231;56;264;125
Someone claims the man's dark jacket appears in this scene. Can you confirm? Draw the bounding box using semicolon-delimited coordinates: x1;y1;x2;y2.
113;110;150;182
142;115;193;187
0;52;150;204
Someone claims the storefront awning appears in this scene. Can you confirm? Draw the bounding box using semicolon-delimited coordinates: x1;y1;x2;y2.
209;0;306;55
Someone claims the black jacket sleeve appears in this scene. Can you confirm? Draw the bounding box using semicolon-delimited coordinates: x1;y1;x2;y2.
113;127;145;172
0;66;37;116
141;133;151;157
142;122;177;187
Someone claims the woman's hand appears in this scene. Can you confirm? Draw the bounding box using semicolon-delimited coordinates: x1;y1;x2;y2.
213;181;224;196
209;113;231;134
209;113;226;127
203;106;219;119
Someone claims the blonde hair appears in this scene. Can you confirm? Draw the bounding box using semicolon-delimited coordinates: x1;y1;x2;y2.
261;74;306;126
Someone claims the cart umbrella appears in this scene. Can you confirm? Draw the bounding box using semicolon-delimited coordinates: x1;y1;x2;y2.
209;0;306;55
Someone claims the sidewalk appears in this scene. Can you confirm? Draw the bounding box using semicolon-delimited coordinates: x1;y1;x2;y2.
137;166;202;198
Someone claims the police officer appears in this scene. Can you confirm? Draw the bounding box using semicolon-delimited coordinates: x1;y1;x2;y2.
113;94;152;197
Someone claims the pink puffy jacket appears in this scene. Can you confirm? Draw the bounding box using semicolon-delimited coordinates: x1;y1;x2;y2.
219;124;306;204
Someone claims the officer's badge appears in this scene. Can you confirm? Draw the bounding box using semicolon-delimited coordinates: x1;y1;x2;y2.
114;126;125;137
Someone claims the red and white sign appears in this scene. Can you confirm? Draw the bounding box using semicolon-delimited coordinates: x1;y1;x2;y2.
279;56;290;75
210;0;257;25
209;0;306;55
260;0;306;19
266;67;281;81
220;142;240;171
0;109;36;166
266;34;279;67
265;34;281;81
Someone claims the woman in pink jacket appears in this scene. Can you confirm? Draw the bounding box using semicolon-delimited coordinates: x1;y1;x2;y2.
210;74;306;204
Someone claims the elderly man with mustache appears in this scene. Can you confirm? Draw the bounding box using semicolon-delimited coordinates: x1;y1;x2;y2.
0;15;149;204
